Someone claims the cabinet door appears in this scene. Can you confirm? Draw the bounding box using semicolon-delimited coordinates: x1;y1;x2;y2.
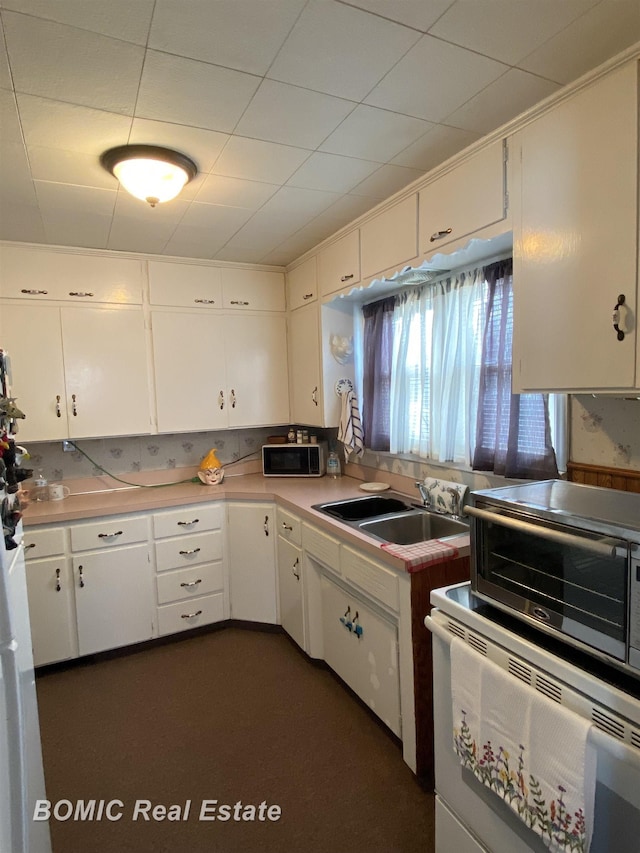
277;536;304;649
289;302;322;426
227;503;277;623
360;196;418;280
321;574;401;736
148;261;222;308
221;268;286;311
513;61;638;392
73;543;154;656
225;314;289;427
418;140;506;255
25;557;78;667
287;255;317;310
151;310;228;432
318;230;360;297
0;304;69;441
61;306;151;438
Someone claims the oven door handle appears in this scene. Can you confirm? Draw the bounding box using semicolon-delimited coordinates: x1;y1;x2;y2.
464;505;626;559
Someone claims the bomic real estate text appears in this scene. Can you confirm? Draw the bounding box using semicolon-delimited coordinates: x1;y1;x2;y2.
33;799;282;822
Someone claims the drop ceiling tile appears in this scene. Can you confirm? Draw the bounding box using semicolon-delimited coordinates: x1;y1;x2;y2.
27;146;115;189
41;209;113;248
259;185;341;222
286;152;380;192
430;0;601;66
113;193;190;225
135;50;261;133
0;142;37;205
213;245;273;264
320;104;433;162
128;119;230;175
178;201;254;236
0;27;11;89
106;215;177;255
0;88;23;145
345;0;456;32
3;12;144;114
444;68;560;135
195;175;279;209
149;0;306;76
391;123;479;171
350;163;425;198
211;136;311;184
34;180;117;217
162;231;218;260
267;0;420;101
16;94;133;155
2;0;156;45
0;200;45;242
223;210;306;253
365;35;506;123
234;80;355;149
519;0;640;85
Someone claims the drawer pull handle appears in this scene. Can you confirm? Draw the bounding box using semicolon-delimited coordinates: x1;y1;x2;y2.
340;606;352;631
177;519;200;526
194;298;215;304
181;610;203;619
429;228;452;243
340;274;354;282
21;288;48;295
613;293;626;341
98;530;123;538
303;292;314;300
78;565;84;588
218;390;224;410
55;567;61;592
312;386;318;406
264;516;269;537
281;522;293;531
180;578;202;588
179;548;201;556
25;542;36;550
230;388;236;408
71;393;78;416
292;558;300;581
230;300;249;306
56;395;62;417
68;291;94;297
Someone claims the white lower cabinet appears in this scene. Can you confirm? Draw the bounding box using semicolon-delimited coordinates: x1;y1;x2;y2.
277;536;304;650
321;573;401;737
227;502;277;623
152;502;227;637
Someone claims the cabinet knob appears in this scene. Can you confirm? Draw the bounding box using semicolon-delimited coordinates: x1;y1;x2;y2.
340;274;354;282
429;228;452;243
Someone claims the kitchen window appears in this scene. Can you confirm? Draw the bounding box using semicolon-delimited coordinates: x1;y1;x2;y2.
359;258;565;479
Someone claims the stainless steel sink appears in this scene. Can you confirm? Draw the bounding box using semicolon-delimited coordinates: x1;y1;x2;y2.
358;510;469;544
312;494;412;521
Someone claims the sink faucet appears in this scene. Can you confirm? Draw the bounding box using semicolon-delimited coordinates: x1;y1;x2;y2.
446;487;462;520
415;481;431;508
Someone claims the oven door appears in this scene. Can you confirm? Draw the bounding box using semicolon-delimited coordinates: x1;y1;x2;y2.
467;504;629;663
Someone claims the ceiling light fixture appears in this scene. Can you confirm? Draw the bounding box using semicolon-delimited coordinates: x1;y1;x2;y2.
100;144;198;208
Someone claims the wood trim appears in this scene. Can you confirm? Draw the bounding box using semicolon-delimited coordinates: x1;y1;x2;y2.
566;461;640;493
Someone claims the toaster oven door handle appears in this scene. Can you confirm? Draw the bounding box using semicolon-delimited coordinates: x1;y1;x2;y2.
464;505;626;559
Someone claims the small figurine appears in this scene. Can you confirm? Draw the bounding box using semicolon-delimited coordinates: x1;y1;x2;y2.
197;448;224;485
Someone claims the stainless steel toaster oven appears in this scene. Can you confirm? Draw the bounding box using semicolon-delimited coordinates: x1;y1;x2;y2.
466;480;640;679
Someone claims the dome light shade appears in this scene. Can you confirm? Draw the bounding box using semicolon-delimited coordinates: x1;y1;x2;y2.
100;145;198;207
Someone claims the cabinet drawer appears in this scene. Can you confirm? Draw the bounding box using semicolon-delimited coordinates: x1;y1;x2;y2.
321;574;400;736
23;526;65;559
302;523;341;573
318;230;360;297
155;530;222;573
148;261;222;308
221;268;286;311
341;545;399;612
276;507;302;547
157;592;225;636
153;504;223;539
287;256;317;310
360;195;418;280
70;515;149;552
156;561;224;605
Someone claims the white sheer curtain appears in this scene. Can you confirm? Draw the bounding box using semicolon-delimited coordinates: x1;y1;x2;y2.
390;268;486;464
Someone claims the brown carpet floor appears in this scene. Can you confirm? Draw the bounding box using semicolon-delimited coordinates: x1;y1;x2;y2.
35;626;435;853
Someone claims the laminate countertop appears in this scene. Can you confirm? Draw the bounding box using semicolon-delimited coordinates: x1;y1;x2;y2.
21;472;470;574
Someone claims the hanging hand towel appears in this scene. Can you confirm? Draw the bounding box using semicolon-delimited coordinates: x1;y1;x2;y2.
450;638;596;853
338;388;364;463
420;477;467;515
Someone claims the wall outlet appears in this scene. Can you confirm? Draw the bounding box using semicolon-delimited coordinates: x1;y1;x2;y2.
62;440;75;452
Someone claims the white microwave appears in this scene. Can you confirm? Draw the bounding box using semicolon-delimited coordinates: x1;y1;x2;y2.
262;442;327;477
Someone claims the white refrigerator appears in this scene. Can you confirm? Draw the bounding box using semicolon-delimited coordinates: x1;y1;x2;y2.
0;513;52;853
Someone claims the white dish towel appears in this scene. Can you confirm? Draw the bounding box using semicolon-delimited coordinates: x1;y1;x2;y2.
337;388;364;463
450;638;597;853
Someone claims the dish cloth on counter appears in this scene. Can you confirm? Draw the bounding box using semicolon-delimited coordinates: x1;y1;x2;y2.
380;536;465;572
337;388;364;463
419;477;467;514
450;638;596;853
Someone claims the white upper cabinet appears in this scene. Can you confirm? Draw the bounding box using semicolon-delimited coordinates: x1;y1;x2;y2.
148;261;222;308
418;140;507;256
512;60;638;392
0;246;143;303
221;267;286;311
287;255;317;310
289;301;322;427
318;230;360;297
360;195;418;281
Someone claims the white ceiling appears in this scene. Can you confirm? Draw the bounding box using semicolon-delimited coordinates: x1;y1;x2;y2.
1;0;639;267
